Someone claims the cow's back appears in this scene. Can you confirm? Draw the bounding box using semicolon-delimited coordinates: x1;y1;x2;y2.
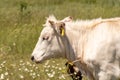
84;19;120;80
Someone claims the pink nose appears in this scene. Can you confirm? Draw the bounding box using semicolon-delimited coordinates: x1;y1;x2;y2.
31;56;34;61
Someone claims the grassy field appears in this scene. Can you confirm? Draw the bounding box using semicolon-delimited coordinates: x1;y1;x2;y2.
0;0;120;80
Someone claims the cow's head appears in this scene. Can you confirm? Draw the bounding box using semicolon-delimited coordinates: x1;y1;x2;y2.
31;15;72;63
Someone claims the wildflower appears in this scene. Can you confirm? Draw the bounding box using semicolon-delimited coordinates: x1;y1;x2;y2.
10;64;16;67
26;61;32;66
1;63;4;68
52;60;55;63
18;68;21;71
6;78;9;80
45;69;49;72
57;64;59;66
20;60;23;63
0;74;4;79
4;72;8;76
59;74;65;79
52;71;55;75
47;71;55;78
19;74;24;79
47;73;54;78
32;76;36;79
35;66;38;70
45;60;49;66
30;70;33;72
24;68;29;72
10;73;13;75
55;66;58;69
59;67;62;70
32;72;36;76
32;64;35;67
50;69;53;72
13;42;16;46
2;61;6;64
51;65;55;68
37;74;40;77
47;65;50;68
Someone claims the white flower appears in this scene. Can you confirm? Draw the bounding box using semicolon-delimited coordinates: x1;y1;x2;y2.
32;72;36;76
50;69;53;72
47;65;50;68
32;76;36;79
26;61;32;66
45;60;49;66
18;68;21;71
52;71;55;75
2;61;6;64
5;72;8;76
1;63;4;68
19;74;24;79
56;64;59;66
47;73;54;78
32;64;35;67
52;61;55;63
45;69;49;72
37;74;40;77
6;78;9;80
59;67;62;70
55;66;58;69
59;74;65;79
0;74;4;79
35;67;38;70
13;42;16;46
30;70;33;72
24;68;29;72
51;65;55;68
10;64;16;67
20;60;23;63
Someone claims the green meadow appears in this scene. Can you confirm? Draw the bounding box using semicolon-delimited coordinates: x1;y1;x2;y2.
0;0;120;80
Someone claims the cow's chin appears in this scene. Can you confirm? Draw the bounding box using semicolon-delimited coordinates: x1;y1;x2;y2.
34;52;61;64
34;57;44;64
34;54;51;64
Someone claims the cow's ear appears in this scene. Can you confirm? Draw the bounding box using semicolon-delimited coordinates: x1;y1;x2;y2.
59;22;65;36
49;20;54;26
62;16;73;22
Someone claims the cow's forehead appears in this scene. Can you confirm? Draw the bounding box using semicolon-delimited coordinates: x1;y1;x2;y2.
41;26;53;36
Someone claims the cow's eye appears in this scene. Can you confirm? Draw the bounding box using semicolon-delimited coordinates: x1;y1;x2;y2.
42;36;49;41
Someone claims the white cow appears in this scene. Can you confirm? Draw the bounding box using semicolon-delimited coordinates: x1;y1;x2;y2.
31;15;120;80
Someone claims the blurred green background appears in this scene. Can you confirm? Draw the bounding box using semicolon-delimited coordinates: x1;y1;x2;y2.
0;0;120;80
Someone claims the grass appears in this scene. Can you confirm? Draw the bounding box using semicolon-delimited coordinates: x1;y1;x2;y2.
0;0;120;80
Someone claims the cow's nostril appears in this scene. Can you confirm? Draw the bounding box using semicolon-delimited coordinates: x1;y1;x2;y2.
31;56;34;61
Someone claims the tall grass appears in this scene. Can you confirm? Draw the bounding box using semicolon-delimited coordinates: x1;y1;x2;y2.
0;0;120;80
0;0;120;54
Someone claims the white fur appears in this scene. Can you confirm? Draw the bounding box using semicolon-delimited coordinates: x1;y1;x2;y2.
32;16;120;80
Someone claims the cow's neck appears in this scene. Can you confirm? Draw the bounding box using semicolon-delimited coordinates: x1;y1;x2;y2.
64;24;95;80
65;25;89;62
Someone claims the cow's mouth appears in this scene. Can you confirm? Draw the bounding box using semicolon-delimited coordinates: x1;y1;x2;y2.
41;52;46;56
31;52;46;64
34;58;44;64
